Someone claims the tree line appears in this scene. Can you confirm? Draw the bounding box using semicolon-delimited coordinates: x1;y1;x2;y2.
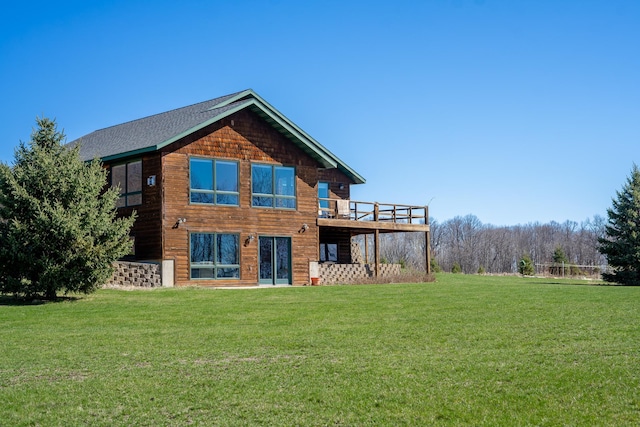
372;214;607;276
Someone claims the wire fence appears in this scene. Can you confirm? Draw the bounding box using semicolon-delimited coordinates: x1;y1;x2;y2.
535;262;608;278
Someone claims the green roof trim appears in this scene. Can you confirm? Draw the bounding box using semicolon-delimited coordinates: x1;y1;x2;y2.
101;146;158;162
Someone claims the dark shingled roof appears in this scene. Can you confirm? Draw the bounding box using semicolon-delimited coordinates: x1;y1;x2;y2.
67;89;365;184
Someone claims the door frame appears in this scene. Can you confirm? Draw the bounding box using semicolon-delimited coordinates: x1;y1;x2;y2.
258;236;292;285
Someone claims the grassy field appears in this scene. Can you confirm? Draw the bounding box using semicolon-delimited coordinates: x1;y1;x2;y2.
1;274;639;426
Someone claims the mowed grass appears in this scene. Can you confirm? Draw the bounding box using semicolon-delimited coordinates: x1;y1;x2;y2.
1;275;639;426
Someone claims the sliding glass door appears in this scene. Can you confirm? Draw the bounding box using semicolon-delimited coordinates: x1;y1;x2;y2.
259;237;291;285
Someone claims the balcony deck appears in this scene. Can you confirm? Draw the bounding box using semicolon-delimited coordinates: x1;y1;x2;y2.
316;199;430;232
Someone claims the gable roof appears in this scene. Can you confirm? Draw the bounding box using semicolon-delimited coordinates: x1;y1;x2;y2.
68;89;365;184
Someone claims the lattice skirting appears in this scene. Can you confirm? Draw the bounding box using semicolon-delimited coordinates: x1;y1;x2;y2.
318;263;401;285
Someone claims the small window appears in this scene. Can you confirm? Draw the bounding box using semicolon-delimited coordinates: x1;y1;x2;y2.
318;182;330;215
111;160;142;208
190;158;239;205
320;243;338;262
190;233;240;279
252;164;296;209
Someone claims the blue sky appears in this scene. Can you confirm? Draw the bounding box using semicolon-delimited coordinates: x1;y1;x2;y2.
1;0;638;226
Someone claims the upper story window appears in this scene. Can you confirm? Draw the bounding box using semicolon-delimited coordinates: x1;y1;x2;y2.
252;164;296;209
111;160;142;208
318;182;330;214
190;158;239;205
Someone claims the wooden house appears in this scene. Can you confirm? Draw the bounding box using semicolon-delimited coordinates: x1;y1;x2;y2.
70;90;430;287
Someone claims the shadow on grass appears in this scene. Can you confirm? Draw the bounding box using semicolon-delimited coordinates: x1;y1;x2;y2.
535;281;613;287
0;295;81;306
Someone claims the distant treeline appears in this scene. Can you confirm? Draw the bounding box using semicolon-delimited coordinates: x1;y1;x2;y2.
362;215;606;275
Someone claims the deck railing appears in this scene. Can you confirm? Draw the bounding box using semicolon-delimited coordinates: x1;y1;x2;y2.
318;199;428;225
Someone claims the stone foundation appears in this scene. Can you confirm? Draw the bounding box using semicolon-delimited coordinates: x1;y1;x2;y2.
318;263;401;285
108;261;163;288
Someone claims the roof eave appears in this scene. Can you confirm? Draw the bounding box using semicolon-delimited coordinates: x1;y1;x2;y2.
245;93;366;184
92;90;366;184
89;145;160;163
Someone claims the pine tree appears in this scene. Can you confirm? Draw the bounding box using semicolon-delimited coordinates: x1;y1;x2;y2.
598;164;640;285
553;246;569;264
549;246;569;276
518;255;534;276
430;257;442;273
451;262;462;274
0;118;136;299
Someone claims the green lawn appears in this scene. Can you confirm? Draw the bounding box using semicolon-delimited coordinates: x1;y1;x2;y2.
1;275;639;426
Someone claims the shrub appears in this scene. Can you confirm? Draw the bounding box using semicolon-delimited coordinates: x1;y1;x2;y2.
519;255;534;276
451;262;462;274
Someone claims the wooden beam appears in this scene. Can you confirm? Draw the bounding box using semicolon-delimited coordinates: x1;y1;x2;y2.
317;218;429;232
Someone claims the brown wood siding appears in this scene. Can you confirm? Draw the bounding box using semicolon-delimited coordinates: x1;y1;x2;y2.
317;168;353;200
161;109;320;287
319;228;353;264
106;153;163;261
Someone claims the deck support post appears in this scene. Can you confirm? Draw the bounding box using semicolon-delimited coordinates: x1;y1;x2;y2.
364;233;369;263
373;203;380;277
425;230;431;275
425;205;431;275
374;229;380;277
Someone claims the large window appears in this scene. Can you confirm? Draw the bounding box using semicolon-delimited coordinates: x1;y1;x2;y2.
190;158;239;205
111;160;142;208
252;164;296;209
190;233;240;279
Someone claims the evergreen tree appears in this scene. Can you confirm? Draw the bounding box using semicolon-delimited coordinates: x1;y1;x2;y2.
430;257;442;273
598;164;640;285
552;246;569;263
551;246;569;276
518;255;534;276
0;118;136;299
451;262;462;274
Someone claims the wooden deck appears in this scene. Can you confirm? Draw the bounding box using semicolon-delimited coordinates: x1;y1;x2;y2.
316;199;430;232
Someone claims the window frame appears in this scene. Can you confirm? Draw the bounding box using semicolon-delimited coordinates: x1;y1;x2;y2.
251;163;297;209
189;232;240;280
189;157;240;206
110;159;142;208
320;243;338;262
318;181;330;215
